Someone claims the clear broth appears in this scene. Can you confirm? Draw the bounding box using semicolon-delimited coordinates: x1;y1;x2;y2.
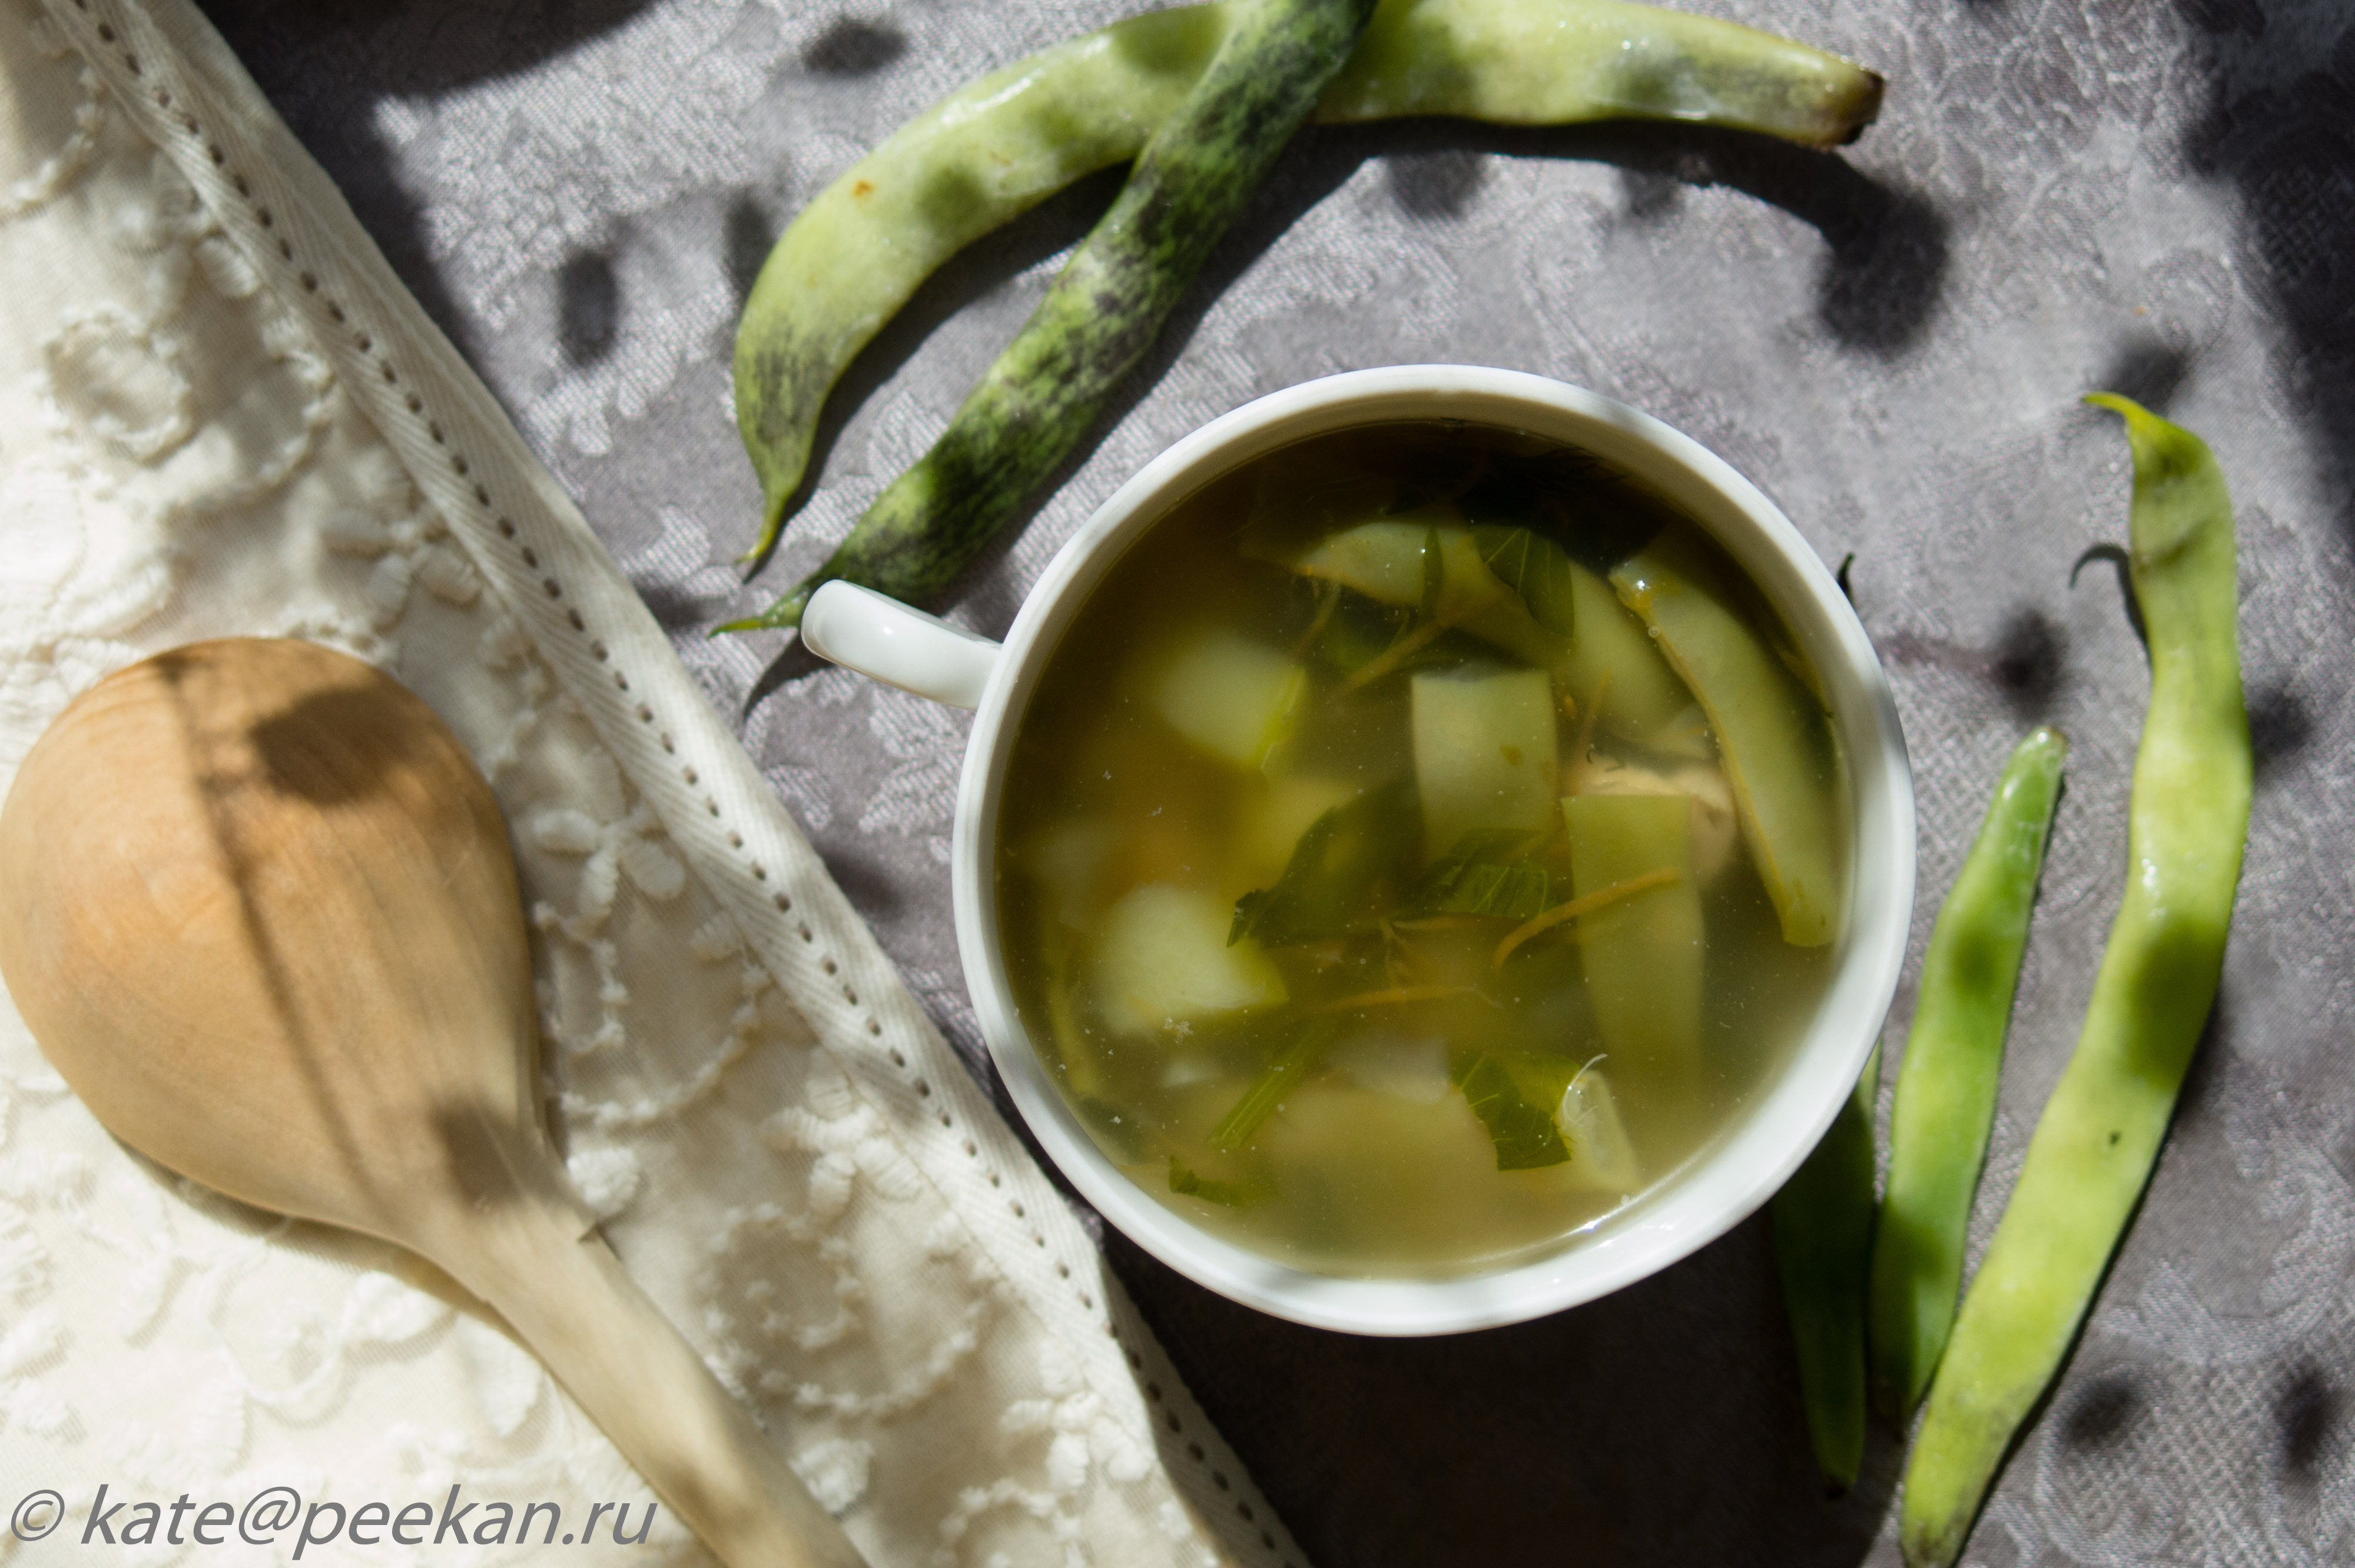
997;421;1843;1278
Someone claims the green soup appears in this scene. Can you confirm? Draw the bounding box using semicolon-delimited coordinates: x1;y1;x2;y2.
998;421;1846;1277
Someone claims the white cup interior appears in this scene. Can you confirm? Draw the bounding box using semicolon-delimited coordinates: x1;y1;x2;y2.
953;366;1913;1336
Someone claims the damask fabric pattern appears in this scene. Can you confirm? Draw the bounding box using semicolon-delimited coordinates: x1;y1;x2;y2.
18;0;2355;1554
174;0;2355;1564
0;2;1300;1565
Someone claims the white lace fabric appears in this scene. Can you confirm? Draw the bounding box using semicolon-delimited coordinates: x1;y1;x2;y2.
0;2;1303;1564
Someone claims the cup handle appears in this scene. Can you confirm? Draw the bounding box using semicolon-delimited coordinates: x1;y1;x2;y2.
800;580;1003;710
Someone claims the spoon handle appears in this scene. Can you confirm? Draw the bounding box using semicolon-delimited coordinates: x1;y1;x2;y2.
459;1197;868;1567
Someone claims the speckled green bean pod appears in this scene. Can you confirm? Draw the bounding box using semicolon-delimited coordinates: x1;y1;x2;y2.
722;0;1377;630
1899;397;2250;1567
729;0;1885;570
1868;725;2068;1418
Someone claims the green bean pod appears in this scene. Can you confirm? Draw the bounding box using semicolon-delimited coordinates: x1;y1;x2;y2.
1770;1037;1882;1496
1318;0;1885;134
1868;726;2068;1418
1898;397;2250;1568
729;5;1227;557
729;0;1886;569
722;0;1377;631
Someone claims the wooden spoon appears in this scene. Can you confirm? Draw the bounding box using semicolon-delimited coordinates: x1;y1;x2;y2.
0;638;865;1568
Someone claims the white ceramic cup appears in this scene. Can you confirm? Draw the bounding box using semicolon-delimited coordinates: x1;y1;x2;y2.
802;366;1913;1336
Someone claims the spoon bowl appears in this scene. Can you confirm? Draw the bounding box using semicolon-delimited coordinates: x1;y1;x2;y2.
0;638;863;1568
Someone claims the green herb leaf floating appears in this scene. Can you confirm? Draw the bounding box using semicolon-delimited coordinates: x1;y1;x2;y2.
1208;1016;1343;1151
729;0;1886;573
722;0;1379;629
1228;779;1419;947
1471;524;1576;636
1169;1157;1276;1207
1450;1049;1571;1170
1412;829;1554;920
1869;726;2068;1418
1770;1037;1880;1496
1898;398;2249;1568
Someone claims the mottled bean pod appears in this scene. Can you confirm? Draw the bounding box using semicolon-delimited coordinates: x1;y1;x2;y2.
1868;725;2068;1417
724;0;1378;631
1899;398;2250;1567
729;0;1885;577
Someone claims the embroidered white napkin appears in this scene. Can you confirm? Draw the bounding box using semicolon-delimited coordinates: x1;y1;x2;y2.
0;2;1302;1563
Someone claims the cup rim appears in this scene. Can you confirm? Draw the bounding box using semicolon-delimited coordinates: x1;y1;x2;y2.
952;365;1913;1336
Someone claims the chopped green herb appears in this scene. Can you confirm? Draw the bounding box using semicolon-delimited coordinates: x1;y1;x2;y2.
1168;1157;1275;1208
1472;525;1575;636
1208;1015;1342;1151
1435;861;1551;919
1451;1049;1570;1170
1230;779;1418;946
1412;829;1555;919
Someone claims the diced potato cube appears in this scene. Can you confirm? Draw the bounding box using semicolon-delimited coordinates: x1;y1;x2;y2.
1092;883;1288;1037
1411;667;1559;856
1151;628;1308;769
1328;1030;1451;1106
1254;1082;1517;1260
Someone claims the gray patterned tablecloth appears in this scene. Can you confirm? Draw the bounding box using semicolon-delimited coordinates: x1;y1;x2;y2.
197;1;2355;1562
